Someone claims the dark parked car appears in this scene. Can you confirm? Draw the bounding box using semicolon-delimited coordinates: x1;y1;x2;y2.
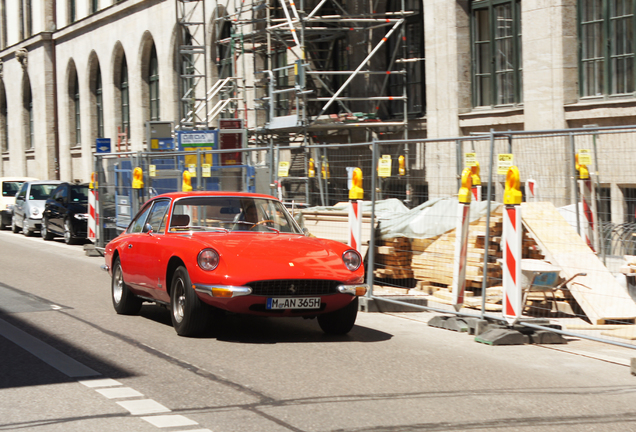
41;182;89;244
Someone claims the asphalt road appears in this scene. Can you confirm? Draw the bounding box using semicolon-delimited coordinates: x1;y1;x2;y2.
0;229;636;432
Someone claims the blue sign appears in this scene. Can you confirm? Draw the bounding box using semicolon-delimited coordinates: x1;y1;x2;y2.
96;138;111;154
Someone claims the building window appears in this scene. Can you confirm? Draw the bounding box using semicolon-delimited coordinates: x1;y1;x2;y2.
471;0;522;107
149;45;160;121
0;83;6;152
0;0;7;49
387;0;425;118
24;83;33;150
91;0;98;14
73;75;81;146
95;66;104;139
579;0;635;97
19;0;31;39
120;57;130;138
69;0;76;24
180;30;195;122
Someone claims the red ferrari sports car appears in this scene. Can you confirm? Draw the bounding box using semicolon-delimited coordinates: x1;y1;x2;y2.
103;192;368;336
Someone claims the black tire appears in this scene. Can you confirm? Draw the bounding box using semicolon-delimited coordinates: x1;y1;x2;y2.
41;217;54;240
11;216;19;233
170;266;208;336
64;219;76;245
317;297;359;335
111;257;142;315
22;216;32;237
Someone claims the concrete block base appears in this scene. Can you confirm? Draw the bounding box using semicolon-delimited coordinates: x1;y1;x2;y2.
475;328;530;346
358;296;428;313
631;358;636;376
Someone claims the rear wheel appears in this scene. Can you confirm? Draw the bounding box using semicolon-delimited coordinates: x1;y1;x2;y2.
11;217;19;233
111;257;142;315
170;266;208;336
41;217;54;240
317;297;359;335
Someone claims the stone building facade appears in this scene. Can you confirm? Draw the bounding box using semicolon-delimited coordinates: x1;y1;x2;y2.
1;0;635;222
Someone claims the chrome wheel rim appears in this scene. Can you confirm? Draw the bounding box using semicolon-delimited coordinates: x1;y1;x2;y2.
113;265;123;304
173;278;185;324
64;222;71;243
41;220;47;237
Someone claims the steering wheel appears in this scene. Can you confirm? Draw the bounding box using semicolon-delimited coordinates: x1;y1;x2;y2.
250;220;275;230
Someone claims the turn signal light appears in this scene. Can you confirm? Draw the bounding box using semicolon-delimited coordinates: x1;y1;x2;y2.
211;288;234;298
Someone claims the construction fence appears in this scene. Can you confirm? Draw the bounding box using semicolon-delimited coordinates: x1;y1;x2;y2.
92;125;636;350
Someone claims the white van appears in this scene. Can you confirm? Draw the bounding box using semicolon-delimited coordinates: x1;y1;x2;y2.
0;177;38;229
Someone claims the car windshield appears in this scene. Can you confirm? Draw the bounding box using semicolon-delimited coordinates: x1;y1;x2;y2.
29;184;58;200
170;196;303;234
70;185;88;203
2;182;23;197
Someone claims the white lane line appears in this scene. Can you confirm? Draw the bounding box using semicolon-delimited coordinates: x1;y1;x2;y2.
140;415;199;428
116;399;171;415
96;387;144;399
0;318;100;378
78;378;122;388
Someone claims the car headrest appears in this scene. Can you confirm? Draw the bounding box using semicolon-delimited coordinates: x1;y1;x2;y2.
171;214;190;227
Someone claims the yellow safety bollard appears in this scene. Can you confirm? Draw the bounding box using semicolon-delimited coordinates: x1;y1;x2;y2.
575;153;589;180
458;168;472;204
132;167;144;189
398;155;406;176
89;172;98;190
349;167;364;200
308;158;316;178
470;162;481;186
182;170;193;192
503;166;522;205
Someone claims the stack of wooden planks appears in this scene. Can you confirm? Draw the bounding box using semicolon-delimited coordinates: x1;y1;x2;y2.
373;237;414;280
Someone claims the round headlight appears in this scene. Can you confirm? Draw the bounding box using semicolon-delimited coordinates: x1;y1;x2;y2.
342;250;362;271
198;248;219;271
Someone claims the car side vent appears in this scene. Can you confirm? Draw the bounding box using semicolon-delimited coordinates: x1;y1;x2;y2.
247;279;340;296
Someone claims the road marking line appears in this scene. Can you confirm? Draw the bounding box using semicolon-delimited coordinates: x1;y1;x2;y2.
0;318;100;378
140;415;199;428
78;378;122;388
96;387;144;399
116;399;171;415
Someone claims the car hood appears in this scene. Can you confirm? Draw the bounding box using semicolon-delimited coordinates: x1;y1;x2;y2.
191;233;358;282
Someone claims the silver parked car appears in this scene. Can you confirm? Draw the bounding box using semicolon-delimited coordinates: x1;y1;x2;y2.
12;180;62;236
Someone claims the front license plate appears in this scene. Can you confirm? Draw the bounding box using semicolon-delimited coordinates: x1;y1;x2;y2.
266;297;321;310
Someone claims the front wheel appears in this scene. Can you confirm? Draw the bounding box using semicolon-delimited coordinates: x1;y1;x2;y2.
317;297;359;335
11;216;19;233
170;266;208;336
111;257;142;315
41;217;54;240
22;216;33;237
64;219;76;245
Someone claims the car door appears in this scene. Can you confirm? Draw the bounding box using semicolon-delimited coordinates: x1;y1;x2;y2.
48;184;68;233
119;199;171;300
13;184;28;227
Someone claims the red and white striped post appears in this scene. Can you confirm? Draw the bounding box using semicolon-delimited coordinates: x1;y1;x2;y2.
88;172;98;243
349;167;364;253
470;162;481;202
576;155;596;251
452;168;472;311
525;178;537;202
502;166;523;325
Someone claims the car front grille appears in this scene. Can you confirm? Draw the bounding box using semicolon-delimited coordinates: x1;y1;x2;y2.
246;279;340;296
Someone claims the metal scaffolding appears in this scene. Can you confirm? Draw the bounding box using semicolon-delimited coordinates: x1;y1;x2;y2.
182;0;421;203
176;0;209;130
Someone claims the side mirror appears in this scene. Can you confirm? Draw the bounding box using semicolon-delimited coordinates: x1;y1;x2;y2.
144;223;153;235
302;227;310;237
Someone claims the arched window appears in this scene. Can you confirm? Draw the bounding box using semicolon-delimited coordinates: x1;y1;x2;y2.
24;81;33;150
95;65;104;138
0;81;7;152
120;56;129;138
73;74;80;146
149;44;160;120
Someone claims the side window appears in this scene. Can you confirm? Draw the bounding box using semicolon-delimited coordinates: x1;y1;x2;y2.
146;200;170;233
16;184;27;201
55;185;68;202
128;204;152;234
